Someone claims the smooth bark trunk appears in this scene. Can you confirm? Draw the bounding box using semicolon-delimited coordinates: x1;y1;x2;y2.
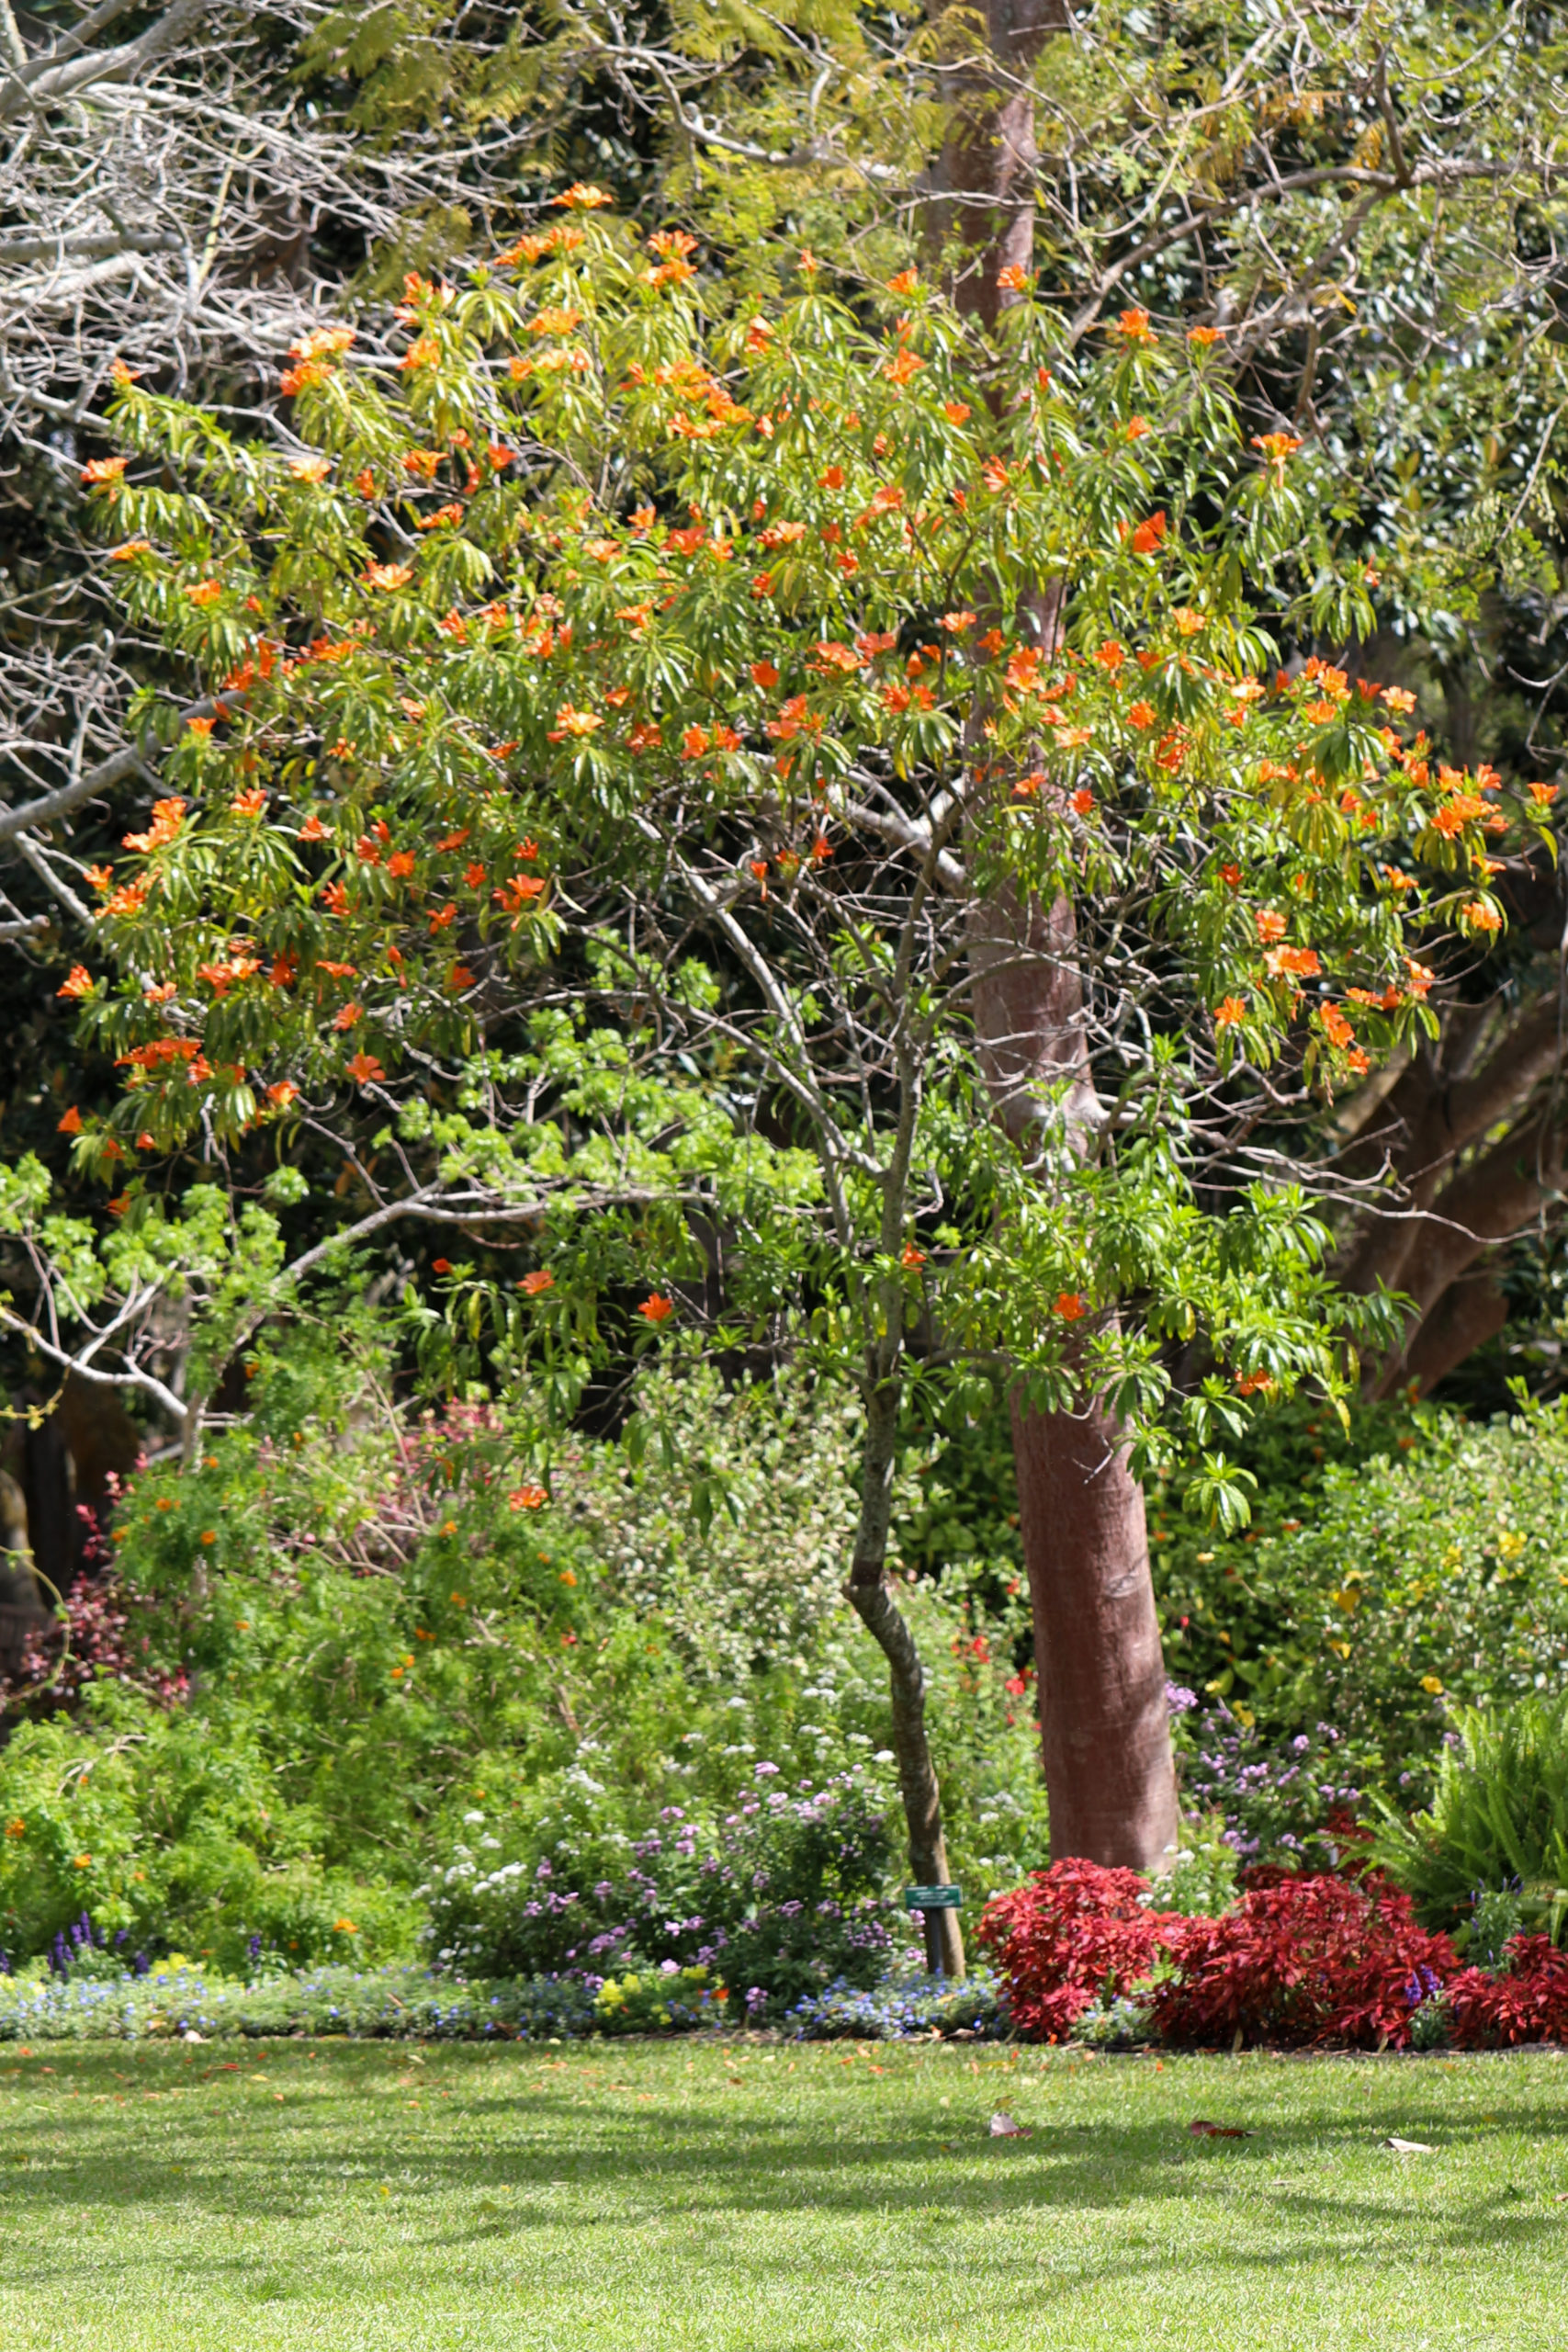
1010;1392;1179;1868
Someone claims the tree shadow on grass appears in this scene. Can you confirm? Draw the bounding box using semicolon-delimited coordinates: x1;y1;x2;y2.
5;2047;1567;2290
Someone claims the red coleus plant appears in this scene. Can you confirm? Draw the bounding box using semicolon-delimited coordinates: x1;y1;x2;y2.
977;1860;1184;2041
1447;1938;1568;2047
1146;1874;1457;2050
979;1859;1463;2050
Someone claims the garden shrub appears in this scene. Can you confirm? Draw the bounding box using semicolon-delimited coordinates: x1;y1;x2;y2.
420;1764;895;2018
976;1861;1179;2041
1154;1399;1568;1806
1369;1696;1568;1944
0;1315;1048;1968
980;1861;1461;2050
0;1682;420;1973
1145;1875;1458;2050
1174;1699;1367;1867
1448;1936;1568;2046
1141;1818;1240;1915
593;1966;728;2033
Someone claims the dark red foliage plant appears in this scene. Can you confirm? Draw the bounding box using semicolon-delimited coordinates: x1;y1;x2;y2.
1147;1875;1457;2050
1448;1938;1568;2047
981;1862;1467;2050
977;1860;1184;2041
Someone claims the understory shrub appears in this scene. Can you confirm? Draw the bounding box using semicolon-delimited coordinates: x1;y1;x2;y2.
979;1860;1461;2050
1448;1936;1568;2046
1174;1702;1367;1867
420;1764;895;2018
0;1683;421;1973
0;1316;1048;1968
592;1966;727;2033
1155;1399;1568;1806
1369;1696;1568;1945
1145;1875;1457;2049
977;1861;1171;2042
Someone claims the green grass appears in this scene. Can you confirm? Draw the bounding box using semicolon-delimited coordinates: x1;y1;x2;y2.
1;2037;1566;2348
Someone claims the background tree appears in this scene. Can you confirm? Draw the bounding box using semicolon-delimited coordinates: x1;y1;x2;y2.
7;203;1537;1943
6;0;1568;1867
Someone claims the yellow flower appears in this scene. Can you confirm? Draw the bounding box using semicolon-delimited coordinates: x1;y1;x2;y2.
1420;1675;1445;1695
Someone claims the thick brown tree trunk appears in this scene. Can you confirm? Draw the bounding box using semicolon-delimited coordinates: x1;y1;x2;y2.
1010;1391;1178;1866
934;0;1177;1870
1338;994;1565;1395
967;875;1178;1870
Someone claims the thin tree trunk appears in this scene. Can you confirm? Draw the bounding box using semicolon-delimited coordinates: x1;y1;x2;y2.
845;1374;965;1976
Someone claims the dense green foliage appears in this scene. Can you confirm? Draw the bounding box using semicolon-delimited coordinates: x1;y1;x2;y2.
0;1310;1045;1973
1156;1400;1568;1796
1371;1697;1568;1947
9;1329;1568;1978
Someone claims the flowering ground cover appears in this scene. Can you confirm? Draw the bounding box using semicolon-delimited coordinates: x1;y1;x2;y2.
0;2038;1563;2348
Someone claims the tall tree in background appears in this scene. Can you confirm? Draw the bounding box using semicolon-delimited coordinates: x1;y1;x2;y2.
5;0;1568;1863
6;207;1541;1953
886;0;1568;1859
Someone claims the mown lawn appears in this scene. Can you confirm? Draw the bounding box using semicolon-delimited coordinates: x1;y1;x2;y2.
0;2035;1564;2348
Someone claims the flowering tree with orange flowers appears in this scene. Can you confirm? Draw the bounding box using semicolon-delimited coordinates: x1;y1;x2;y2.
4;186;1551;1956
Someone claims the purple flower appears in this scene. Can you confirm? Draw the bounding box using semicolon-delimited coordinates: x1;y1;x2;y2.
1165;1682;1198;1714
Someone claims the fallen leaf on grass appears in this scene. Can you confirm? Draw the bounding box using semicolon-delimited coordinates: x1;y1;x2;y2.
1384;2136;1437;2154
1189;2120;1251;2139
990;2111;1032;2138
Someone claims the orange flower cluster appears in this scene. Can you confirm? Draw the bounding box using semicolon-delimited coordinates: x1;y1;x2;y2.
123;798;186;854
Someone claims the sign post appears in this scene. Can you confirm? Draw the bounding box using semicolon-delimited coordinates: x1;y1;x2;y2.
903;1883;963;1978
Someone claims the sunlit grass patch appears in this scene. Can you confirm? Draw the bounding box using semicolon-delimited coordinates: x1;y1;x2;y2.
0;2037;1564;2348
